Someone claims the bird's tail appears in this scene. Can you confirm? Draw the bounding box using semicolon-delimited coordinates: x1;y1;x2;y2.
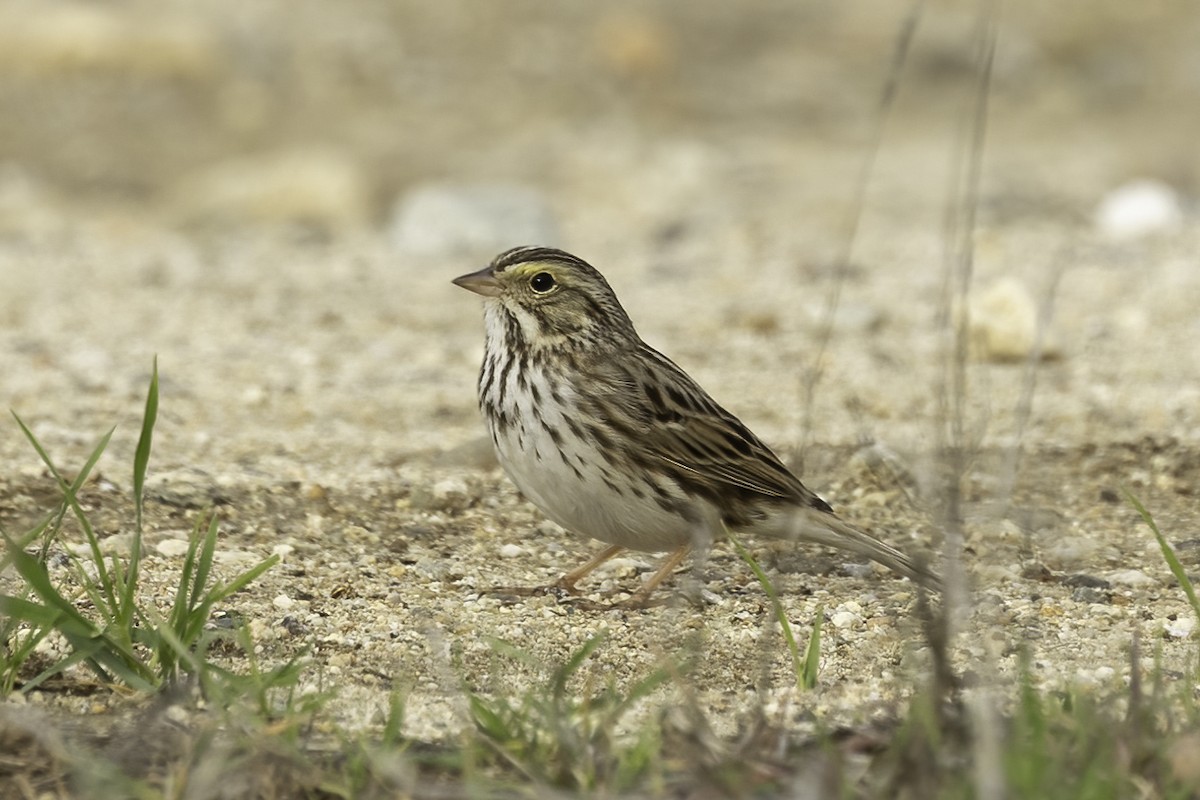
763;509;940;589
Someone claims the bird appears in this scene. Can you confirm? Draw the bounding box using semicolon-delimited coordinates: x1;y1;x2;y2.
453;245;936;606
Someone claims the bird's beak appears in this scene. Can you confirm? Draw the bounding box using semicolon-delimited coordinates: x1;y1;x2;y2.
452;267;503;297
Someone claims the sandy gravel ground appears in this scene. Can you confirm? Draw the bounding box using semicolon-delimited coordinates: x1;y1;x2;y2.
1;0;1199;746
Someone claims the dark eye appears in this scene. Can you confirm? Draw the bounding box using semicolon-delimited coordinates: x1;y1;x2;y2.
529;272;556;293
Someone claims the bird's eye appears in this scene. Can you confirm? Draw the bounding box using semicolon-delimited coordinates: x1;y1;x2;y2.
529;272;557;294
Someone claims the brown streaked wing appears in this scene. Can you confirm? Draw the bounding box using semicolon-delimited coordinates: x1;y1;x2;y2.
620;344;834;512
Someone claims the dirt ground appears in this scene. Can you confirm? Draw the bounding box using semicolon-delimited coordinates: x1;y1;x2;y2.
1;0;1199;749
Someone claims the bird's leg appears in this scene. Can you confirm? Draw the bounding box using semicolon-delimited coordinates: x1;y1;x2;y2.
553;544;625;593
485;543;625;600
618;545;691;608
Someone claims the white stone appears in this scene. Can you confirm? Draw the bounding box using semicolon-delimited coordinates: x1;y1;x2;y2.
1076;665;1117;686
1095;179;1183;239
968;277;1056;362
390;183;559;256
1106;568;1157;588
498;543;525;558
829;610;862;629
1165;616;1196;640
214;549;260;567
433;477;468;500
410;476;472;512
272;594;295;610
155;538;191;558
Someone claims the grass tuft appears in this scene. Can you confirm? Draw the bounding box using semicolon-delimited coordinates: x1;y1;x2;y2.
0;360;279;694
465;632;678;792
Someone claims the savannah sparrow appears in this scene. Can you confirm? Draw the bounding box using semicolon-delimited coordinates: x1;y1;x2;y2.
454;246;935;605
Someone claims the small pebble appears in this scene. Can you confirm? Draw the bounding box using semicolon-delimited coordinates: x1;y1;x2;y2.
1095;179;1183;239
145;467;214;509
829;610;861;629
839;563;875;580
1107;568;1157;588
1071;587;1111;605
390;182;559;256
1165;616;1196;640
968;277;1056;362
155;538;191;558
410;476;472;513
498;543;525;558
1062;573;1111;589
1075;665;1116;686
214;549;259;567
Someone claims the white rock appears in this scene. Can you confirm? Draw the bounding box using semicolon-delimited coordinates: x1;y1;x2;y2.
272;594;295;610
498;543;525;558
410;476;472;512
1075;665;1116;686
1095;179;1183;239
146;467;214;509
155;538;191;558
837;600;864;615
390;183;559;256
1106;568;1157;588
434;477;468;499
1042;538;1103;570
214;549;260;567
1165;616;1196;640
968;277;1056;362
829;610;862;629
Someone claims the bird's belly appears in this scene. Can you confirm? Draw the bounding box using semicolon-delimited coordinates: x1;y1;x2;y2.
493;423;692;553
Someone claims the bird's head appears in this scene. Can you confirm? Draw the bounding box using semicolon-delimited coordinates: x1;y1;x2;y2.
453;246;637;347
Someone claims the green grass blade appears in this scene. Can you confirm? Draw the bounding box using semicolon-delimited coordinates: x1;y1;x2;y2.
483;637;541;669
605;663;677;723
0;592;155;692
113;360;159;642
189;514;220;609
10;412;113;503
0;534;157;690
11;413;120;609
0;512;57;572
133;357;159;535
802;606;823;690
730;534;813;691
113;541;143;649
146;606;206;682
381;690;406;746
173;553;279;653
168;521;201;637
1126;488;1200;622
18;638;113;692
551;632;607;698
1;536;100;635
0;594;75;629
468;693;513;741
205;553;280;606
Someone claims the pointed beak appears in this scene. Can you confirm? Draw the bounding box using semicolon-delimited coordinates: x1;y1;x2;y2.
452;266;503;297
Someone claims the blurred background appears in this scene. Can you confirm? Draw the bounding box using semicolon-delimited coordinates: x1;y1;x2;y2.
1;0;1196;240
1;0;1198;468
